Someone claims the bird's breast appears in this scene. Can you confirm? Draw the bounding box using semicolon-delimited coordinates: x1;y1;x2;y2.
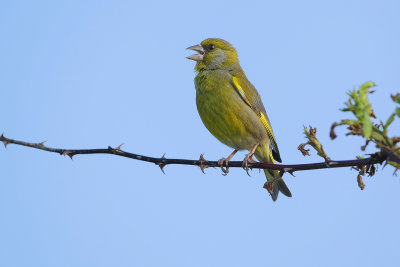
195;71;268;150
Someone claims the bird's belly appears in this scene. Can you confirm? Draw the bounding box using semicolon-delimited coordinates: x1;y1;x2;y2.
196;88;267;151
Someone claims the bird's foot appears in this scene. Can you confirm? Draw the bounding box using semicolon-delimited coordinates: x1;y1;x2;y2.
242;154;257;176
218;157;230;176
217;149;238;176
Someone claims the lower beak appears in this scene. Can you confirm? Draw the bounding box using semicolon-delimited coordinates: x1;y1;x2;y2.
186;44;204;61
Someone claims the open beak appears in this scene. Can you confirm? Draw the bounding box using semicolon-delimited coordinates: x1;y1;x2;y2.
186;44;204;61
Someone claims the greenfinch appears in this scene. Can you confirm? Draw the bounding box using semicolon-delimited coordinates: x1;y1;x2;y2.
187;38;292;201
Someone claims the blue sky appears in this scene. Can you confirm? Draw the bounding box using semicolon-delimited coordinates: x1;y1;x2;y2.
1;1;399;266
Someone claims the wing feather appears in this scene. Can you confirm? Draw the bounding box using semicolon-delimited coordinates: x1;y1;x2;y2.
232;76;282;162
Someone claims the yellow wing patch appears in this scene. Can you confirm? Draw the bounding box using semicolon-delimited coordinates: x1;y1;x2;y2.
259;113;276;143
232;76;252;108
269;149;275;164
260;112;280;159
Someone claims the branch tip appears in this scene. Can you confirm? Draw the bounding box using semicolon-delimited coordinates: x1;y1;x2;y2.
0;133;9;148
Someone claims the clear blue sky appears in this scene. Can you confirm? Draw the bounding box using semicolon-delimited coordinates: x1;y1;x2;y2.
1;1;399;266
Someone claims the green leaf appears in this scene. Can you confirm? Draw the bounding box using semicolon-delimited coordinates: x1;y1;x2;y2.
393;94;400;104
385;113;395;129
396;107;400;117
359;81;375;94
370;130;385;142
363;115;372;138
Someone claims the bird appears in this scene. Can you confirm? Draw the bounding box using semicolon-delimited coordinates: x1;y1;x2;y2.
187;38;292;201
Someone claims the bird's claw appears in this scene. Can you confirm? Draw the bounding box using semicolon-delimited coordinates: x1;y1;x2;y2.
242;154;256;176
218;157;230;176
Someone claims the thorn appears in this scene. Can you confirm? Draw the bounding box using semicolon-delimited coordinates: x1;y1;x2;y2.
62;150;74;160
156;154;167;174
115;143;124;151
157;162;166;174
110;144;124;153
38;141;46;146
288;170;296;177
1;134;10;148
199;154;206;162
199;154;208;174
199;165;207;174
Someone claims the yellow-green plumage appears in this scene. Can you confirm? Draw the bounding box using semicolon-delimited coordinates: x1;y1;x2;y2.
188;38;291;201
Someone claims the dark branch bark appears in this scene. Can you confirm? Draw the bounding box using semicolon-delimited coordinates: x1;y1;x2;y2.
0;134;388;174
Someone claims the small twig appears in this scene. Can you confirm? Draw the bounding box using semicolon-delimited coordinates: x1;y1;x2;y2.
299;126;331;162
0;134;388;173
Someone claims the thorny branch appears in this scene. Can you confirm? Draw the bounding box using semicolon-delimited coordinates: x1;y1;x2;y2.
0;134;389;176
1;82;398;193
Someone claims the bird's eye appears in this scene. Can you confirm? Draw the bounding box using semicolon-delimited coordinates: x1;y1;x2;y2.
209;44;215;50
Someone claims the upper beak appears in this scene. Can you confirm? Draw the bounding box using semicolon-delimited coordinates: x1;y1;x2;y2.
186;44;204;61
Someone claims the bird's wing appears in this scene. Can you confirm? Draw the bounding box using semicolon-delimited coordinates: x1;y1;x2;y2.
231;76;282;162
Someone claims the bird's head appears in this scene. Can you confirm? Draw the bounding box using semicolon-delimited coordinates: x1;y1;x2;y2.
187;38;239;72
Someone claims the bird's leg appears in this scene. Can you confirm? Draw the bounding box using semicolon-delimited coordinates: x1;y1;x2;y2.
242;144;259;176
218;149;238;175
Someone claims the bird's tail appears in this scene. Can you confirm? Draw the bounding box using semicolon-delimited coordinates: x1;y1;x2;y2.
263;169;292;201
255;146;292;201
